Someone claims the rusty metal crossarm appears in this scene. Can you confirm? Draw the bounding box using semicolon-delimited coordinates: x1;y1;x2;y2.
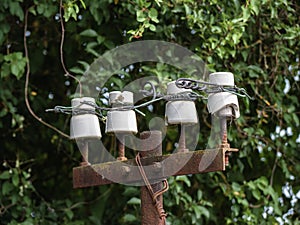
73;148;238;188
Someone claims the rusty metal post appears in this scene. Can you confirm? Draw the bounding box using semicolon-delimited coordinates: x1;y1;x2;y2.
178;124;188;153
117;134;127;161
78;141;89;166
220;117;227;143
140;131;164;225
220;117;231;166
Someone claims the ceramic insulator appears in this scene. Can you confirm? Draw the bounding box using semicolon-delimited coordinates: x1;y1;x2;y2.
207;72;240;118
70;97;102;139
106;91;138;133
165;81;198;125
105;110;138;134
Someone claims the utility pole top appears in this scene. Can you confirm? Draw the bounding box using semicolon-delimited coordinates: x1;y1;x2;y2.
73;147;237;188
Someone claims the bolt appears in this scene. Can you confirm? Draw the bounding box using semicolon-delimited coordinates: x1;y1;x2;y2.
121;166;130;175
220;117;228;144
178;125;189;153
225;152;232;167
117;134;127;161
79;141;89;166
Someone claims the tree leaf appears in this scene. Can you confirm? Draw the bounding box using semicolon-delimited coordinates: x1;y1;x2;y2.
127;197;141;205
176;175;191;187
12;173;19;186
149;8;158;19
137;10;146;22
2;181;14;195
0;171;10;179
149;24;156;31
80;29;98;37
9;2;24;21
65;209;74;220
122;214;137;222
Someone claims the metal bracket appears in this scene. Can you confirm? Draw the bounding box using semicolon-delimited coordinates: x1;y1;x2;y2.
73;147;238;188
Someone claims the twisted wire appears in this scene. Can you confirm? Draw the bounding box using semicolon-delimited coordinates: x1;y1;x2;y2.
46;88;200;117
135;153;168;224
46;79;251;118
176;78;254;99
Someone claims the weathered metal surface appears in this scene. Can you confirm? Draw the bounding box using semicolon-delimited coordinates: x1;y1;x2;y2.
73;147;230;188
117;135;127;161
78;141;89;166
140;131;164;225
141;181;164;225
178;125;188;153
220;117;230;167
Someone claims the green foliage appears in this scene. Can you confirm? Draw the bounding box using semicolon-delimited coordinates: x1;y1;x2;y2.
1;0;300;224
0;159;74;224
63;0;86;22
0;52;27;79
128;6;159;39
165;176;212;224
0;0;24;21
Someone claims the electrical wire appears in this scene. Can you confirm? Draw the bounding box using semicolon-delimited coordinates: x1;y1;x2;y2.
176;78;254;99
46;78;251;120
45;90;200;117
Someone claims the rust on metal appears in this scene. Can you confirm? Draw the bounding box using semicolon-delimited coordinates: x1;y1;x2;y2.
220;117;227;144
222;146;238;169
219;116;239;168
73;147;233;188
78;141;90;166
141;181;164;225
178;124;189;153
140;131;164;225
220;116;233;167
117;134;127;161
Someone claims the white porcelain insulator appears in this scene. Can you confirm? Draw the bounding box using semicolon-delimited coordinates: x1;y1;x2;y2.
207;72;240;118
207;92;240;118
165;81;198;125
105;110;138;134
165;101;198;125
109;91;134;106
209;72;235;86
70;97;101;139
70;114;102;139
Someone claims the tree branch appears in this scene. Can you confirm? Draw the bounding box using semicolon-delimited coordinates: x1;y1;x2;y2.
59;0;82;96
24;8;70;139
